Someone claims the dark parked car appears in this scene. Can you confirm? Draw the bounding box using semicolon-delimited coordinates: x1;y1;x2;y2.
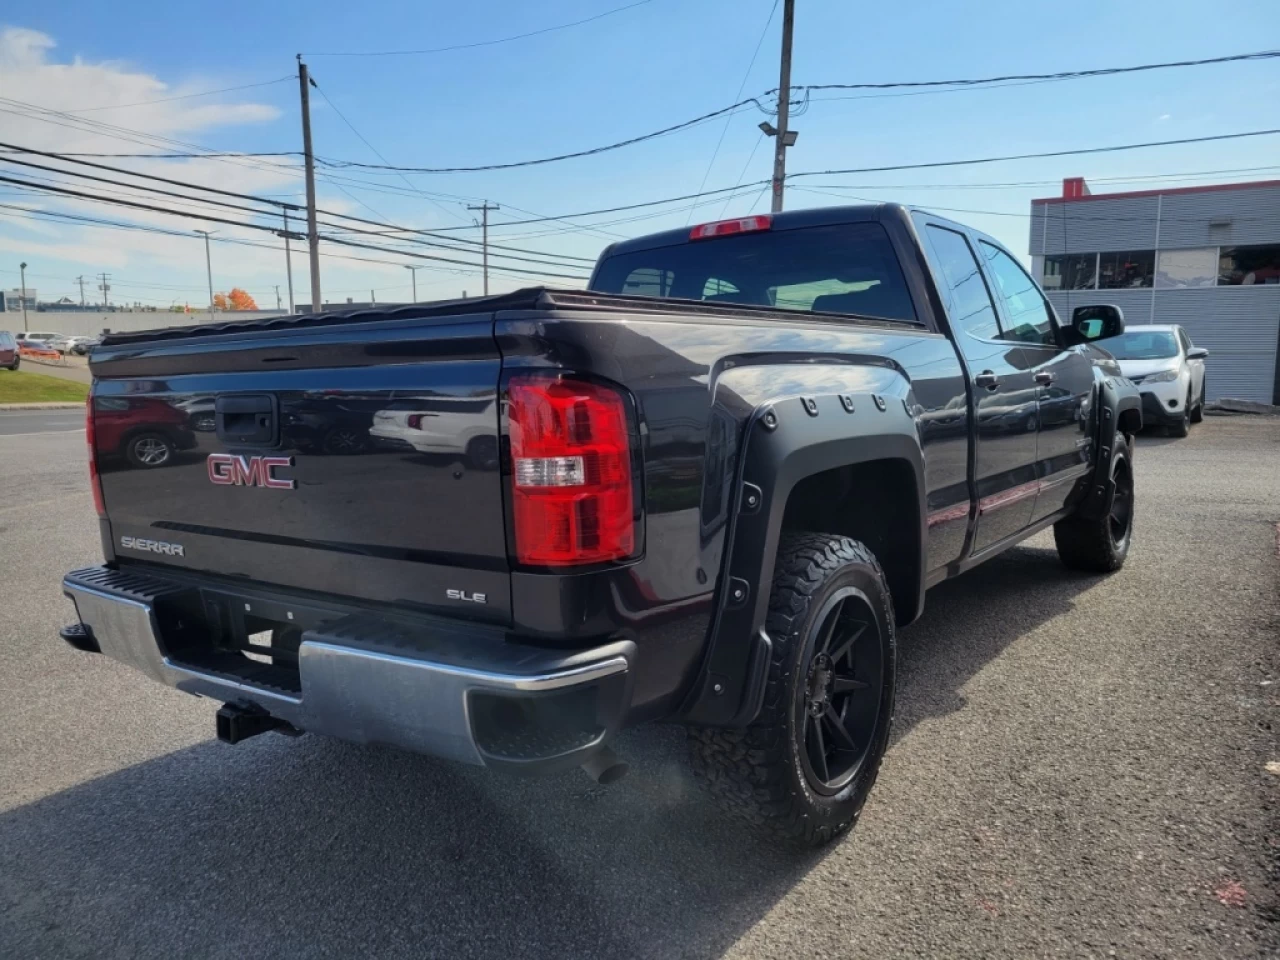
92;396;198;468
61;204;1141;845
0;330;17;370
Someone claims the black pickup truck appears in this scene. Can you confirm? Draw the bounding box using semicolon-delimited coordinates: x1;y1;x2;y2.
61;204;1141;844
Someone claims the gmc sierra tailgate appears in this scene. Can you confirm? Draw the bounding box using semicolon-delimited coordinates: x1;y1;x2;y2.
89;308;511;623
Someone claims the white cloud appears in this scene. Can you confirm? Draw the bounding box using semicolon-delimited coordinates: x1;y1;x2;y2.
0;27;529;306
0;26;318;303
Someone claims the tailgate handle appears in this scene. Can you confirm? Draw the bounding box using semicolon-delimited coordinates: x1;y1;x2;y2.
215;395;278;446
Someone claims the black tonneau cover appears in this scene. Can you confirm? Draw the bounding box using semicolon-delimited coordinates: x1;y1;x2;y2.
99;288;552;347
100;285;923;351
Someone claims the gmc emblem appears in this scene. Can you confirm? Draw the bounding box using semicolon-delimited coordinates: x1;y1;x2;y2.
207;453;295;489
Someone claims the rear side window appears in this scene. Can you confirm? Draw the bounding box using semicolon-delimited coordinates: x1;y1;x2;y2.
593;222;917;322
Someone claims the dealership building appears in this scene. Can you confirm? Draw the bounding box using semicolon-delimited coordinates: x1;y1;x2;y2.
1029;178;1280;404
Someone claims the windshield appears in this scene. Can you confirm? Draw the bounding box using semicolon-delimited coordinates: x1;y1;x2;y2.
1106;331;1179;361
590;222;917;322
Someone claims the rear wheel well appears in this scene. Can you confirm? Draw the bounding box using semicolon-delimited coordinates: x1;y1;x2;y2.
780;459;921;624
1118;407;1141;438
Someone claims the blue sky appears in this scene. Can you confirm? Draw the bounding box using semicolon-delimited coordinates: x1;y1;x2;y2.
1;0;1277;309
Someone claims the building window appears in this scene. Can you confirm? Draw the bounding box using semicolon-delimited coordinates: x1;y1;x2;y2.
1219;244;1280;285
1042;254;1097;290
1156;248;1218;289
1098;250;1154;289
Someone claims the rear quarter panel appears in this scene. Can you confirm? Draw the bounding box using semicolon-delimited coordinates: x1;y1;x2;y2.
496;308;968;719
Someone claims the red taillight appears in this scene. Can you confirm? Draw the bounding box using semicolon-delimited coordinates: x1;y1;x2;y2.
508;376;635;566
85;395;105;517
689;214;772;241
406;413;425;430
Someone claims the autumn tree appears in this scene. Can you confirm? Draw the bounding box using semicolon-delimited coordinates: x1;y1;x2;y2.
212;289;258;311
228;288;258;310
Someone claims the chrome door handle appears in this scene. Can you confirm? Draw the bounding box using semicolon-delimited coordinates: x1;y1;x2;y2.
974;370;1000;390
1034;371;1056;385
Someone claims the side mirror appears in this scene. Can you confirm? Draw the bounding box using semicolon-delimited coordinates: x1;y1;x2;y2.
1186;346;1209;360
1065;304;1125;345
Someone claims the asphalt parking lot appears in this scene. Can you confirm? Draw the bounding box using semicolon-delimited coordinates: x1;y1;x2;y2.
1;412;1277;959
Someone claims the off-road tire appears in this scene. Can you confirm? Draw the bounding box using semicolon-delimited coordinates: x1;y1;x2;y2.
1054;434;1134;572
688;533;897;846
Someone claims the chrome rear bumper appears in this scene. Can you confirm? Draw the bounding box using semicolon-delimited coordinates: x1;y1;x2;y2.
62;566;632;771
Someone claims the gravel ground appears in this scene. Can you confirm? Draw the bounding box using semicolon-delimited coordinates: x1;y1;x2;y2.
1;415;1276;959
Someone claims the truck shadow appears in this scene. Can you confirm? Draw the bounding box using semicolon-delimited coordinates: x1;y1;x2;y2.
1;544;1099;959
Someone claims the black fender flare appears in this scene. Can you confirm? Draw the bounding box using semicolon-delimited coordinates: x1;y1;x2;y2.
680;391;927;727
1077;375;1141;521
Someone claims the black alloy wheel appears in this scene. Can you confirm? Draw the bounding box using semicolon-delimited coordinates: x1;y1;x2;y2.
1107;454;1134;549
796;587;885;795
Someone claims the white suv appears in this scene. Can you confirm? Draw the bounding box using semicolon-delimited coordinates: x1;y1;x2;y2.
1105;324;1208;437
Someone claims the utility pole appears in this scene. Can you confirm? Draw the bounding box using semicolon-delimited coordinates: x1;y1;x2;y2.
404;264;419;301
281;209;296;313
467;202;499;296
274;285;282;310
770;0;796;213
19;261;28;332
297;57;322;312
194;230;215;315
76;274;86;307
98;272;111;309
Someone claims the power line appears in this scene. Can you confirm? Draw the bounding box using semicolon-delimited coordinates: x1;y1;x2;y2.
797;166;1280;192
0;138;299;209
318;235;586;281
685;0;780;226
313;98;767;174
5;48;1274;190
0;148;298;159
785;186;1274;226
788;128;1280;179
0;174;591;280
0;139;594;263
305;0;654;56
293;48;1280;175
66;76;297;113
0;203;574;287
315;219;595;269
23;122;1274;241
790;48;1280;94
308;80;470;224
0;153;289;221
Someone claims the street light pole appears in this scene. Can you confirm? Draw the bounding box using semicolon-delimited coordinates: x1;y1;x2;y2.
194;229;215;316
281;209;296;314
404;265;419;301
18;261;28;332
